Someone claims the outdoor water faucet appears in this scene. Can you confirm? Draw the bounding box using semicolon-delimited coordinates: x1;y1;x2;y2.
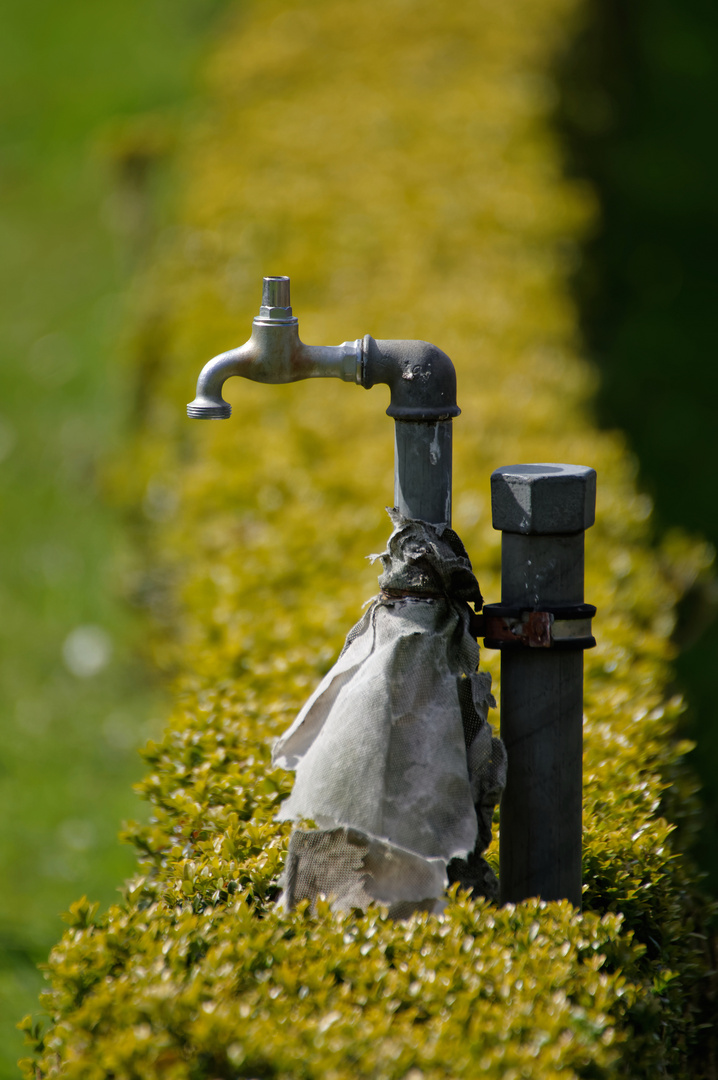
187;277;361;417
187;275;459;525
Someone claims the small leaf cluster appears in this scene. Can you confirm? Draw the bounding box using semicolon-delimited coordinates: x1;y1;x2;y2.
22;0;717;1075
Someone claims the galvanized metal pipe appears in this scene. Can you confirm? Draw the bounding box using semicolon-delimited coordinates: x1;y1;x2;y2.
394;419;452;525
490;464;596;907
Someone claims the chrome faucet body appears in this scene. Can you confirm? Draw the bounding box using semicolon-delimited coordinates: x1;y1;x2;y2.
187;276;459;525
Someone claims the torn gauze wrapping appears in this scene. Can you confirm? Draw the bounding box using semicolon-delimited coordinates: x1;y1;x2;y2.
272;509;506;915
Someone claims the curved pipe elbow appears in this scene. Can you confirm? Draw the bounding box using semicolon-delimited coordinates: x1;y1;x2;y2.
361;336;460;421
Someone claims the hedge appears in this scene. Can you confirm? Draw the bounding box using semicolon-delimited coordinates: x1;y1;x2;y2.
21;0;716;1076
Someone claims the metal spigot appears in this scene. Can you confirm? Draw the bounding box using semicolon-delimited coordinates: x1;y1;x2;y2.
186;276;361;419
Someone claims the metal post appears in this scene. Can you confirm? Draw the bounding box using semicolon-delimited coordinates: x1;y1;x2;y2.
487;464;596;907
394;419;453;526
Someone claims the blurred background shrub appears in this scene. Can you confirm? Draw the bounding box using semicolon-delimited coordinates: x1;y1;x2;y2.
17;0;718;1075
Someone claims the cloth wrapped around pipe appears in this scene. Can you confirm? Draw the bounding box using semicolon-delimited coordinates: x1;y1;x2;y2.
273;509;506;916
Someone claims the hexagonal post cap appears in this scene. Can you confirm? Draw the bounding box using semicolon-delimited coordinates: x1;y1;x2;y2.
491;463;596;535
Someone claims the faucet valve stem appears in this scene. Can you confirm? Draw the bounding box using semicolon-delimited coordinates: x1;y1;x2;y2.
258;275;294;321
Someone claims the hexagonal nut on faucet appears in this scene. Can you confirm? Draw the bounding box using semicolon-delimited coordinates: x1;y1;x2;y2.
490;463;596;535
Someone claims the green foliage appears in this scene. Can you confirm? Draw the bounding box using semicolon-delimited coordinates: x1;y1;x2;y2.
21;0;716;1075
23;890;641;1080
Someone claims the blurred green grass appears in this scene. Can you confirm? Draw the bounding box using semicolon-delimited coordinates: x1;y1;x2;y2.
0;1;224;1073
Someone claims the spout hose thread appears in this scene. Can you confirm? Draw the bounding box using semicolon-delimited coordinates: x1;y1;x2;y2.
187;399;232;419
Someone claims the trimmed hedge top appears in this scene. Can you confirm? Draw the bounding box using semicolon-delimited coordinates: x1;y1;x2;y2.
22;0;716;1076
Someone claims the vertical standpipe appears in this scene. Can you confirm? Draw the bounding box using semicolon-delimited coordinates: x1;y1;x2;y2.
394;420;453;526
487;464;596;907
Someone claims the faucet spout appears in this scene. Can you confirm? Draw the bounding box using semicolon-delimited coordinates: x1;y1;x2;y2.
186;345;252;418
